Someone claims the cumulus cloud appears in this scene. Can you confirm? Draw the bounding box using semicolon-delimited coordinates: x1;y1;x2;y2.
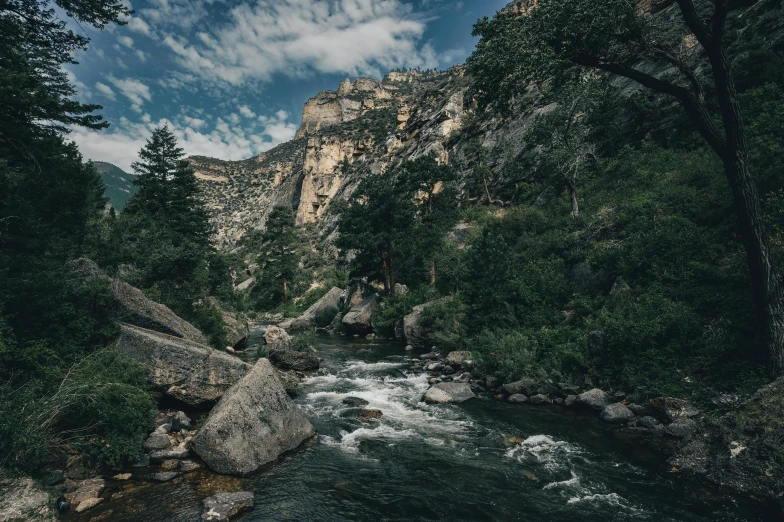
141;0;214;31
70;108;298;172
107;75;152;105
118;35;134;49
238;105;256;118
135;50;148;62
95;82;116;100
162;0;441;86
128;16;151;36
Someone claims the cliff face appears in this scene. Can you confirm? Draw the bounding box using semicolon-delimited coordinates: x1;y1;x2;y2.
192;68;490;249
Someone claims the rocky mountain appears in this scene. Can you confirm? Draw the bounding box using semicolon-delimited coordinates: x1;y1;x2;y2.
93;161;137;211
191;66;539;252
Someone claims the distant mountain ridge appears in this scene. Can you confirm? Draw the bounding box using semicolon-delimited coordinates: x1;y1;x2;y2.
94;161;137;211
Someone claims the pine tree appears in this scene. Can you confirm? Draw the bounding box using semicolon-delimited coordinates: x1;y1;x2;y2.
257;206;299;304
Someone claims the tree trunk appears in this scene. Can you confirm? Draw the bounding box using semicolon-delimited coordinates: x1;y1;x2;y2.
483;177;493;204
568;181;579;218
429;259;436;285
381;257;390;294
388;247;396;295
283;281;288;301
705;11;784;374
724;157;784;374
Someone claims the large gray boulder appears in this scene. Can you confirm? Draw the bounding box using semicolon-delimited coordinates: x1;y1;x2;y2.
423;382;476;404
600;403;635;423
191;359;315;475
281;287;342;330
115;323;251;405
341;294;379;335
576;388;610;411
263;325;291;348
69;258;208;344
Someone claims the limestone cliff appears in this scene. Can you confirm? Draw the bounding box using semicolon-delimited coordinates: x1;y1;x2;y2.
191;68;481;249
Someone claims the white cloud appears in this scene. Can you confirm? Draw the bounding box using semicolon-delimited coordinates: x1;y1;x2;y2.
66;70;92;100
238;105;256;118
162;0;441;86
70;108;298;172
128;16;151;36
118;35;134;49
95;82;117;100
107;75;152;105
135;50;148;62
141;0;213;31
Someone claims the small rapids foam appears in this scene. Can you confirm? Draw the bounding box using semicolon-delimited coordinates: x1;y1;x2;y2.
343;360;407;372
320;425;417;453
543;471;580;490
504;434;585;472
301;359;475;451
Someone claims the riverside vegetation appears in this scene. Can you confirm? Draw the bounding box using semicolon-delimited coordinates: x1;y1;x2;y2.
1;0;784;519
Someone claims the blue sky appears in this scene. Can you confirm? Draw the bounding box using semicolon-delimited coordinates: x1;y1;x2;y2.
67;0;510;172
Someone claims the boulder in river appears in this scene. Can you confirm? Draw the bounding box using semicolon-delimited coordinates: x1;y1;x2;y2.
529;394;553;405
507;394;529;404
341;294;380;335
576;388;610;411
502;378;538;397
343;397;369;407
201;491;254;521
191;358;316;475
115;323;251;406
281;287;343;330
600;403;635;423
268;345;320;372
69;258;208;344
263;325;291;348
340;408;383;420
423;382;476;404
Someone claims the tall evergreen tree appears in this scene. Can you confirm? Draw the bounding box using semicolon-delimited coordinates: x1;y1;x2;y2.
257;206;300;303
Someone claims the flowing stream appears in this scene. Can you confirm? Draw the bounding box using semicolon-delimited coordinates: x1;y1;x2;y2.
68;330;769;521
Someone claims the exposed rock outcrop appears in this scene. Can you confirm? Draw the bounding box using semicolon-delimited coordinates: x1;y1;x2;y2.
670;377;784;509
0;477;55;522
115;323;251;405
191;359;315;475
69;258;208;344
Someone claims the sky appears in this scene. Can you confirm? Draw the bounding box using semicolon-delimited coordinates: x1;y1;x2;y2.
66;0;511;172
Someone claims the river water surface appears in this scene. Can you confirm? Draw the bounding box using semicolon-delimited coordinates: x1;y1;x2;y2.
69;331;769;521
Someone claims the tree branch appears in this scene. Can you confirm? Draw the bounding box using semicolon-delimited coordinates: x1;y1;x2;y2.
675;0;713;48
572;54;727;154
651;47;705;101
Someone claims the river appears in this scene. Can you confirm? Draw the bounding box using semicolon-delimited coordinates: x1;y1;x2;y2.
67;330;769;521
